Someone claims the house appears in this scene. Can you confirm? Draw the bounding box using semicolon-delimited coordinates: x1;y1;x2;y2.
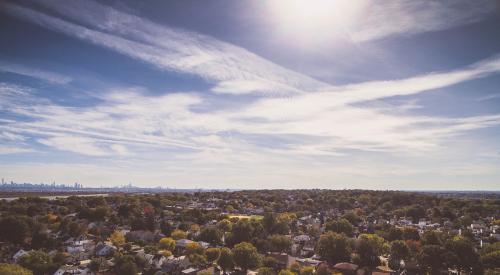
199;241;210;249
126;230;164;242
95;243;116;257
182;267;198;274
53;264;90;275
301;242;315;257
162;255;191;273
13;249;30;262
67;245;85;254
293;234;311;243
64;235;89;246
295;257;322;267
136;251;167;269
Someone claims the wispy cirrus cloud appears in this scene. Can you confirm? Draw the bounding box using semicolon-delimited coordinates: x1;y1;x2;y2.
350;0;496;42
0;61;72;84
2;0;326;96
1;0;500;188
1;0;500;157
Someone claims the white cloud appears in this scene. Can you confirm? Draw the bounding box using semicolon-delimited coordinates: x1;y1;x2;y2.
4;1;325;96
0;61;72;84
38;135;110;156
350;0;495;42
1;0;500;188
0;146;33;154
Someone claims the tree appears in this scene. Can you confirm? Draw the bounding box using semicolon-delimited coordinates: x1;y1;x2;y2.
402;227;420;241
325;218;354;236
217;247;234;274
160;220;174;236
406;205;426;223
217;219;232;232
228;220;254;245
232;242;261;272
198;227;223;245
422;230;442;245
481;242;500;269
300;266;315;275
18;251;53;275
354;234;384;269
315;263;331;275
482;251;500;269
269;235;292;253
171;229;187;240
185;241;203;255
0;216;29;244
162;250;173;258
419;245;455;275
258;267;276;275
159;237;176;251
206;248;221;263
189;253;207;267
88;258;103;272
110;230;125;247
113;254;138;275
389;240;410;270
278;270;295;275
0;263;32;275
386;227;403;241
446;237;482;274
263;256;280;270
316;232;351;264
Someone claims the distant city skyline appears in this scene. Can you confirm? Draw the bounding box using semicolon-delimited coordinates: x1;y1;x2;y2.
1;0;500;190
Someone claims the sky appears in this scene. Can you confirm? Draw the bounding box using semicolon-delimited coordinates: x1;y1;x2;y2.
0;0;500;190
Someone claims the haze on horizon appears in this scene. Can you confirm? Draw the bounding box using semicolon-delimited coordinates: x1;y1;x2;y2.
1;0;500;190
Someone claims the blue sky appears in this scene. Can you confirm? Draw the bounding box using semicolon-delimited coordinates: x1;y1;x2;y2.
1;0;500;190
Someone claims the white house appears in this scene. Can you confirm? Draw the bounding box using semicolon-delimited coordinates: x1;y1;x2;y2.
13;249;30;262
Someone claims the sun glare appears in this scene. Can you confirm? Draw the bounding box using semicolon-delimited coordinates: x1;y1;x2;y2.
267;0;366;45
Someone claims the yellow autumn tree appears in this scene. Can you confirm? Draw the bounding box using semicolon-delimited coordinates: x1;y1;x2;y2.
110;231;125;247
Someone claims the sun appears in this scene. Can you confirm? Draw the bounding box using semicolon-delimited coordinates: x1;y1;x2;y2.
267;0;367;45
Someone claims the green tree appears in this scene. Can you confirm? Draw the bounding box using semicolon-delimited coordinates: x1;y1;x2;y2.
278;270;295;275
389;240;410;270
228;220;254;245
422;230;442;246
113;254;138;275
0;216;29;244
206;248;221;263
263;256;280;270
325;218;354;236
482;251;500;269
217;247;234;274
481;242;500;269
316;232;351;264
354;234;387;269
300;266;315;275
269;235;292;253
18;251;53;275
232;242;261;272
419;245;455;275
258;267;276;275
198;227;223;245
446;237;482;274
217;219;232;232
402;227;420;241
0;263;32;275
